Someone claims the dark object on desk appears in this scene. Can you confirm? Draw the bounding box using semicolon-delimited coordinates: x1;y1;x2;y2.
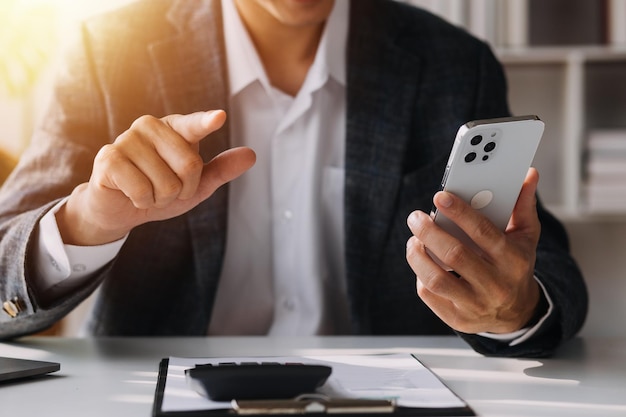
185;362;332;401
0;357;60;383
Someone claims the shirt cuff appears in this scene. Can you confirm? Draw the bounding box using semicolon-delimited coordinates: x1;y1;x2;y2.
477;276;554;346
34;198;127;292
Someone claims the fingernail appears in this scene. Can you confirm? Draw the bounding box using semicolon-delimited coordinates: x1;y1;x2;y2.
205;110;224;122
407;211;419;228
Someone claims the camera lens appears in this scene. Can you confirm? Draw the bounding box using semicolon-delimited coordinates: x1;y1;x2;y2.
482;155;489;161
470;135;483;146
484;141;496;152
464;152;477;163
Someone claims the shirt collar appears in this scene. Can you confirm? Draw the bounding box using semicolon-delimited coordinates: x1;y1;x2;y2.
323;0;348;86
221;0;348;98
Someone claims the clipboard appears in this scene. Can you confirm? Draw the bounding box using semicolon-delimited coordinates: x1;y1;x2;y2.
152;355;475;417
231;396;397;414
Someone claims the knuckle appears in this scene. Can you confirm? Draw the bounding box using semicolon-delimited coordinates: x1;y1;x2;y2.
444;309;472;333
131;114;159;130
95;144;122;166
449;315;468;332
427;273;448;295
160;178;183;200
177;154;204;179
470;216;496;240
420;269;447;295
416;282;430;299
441;242;467;267
131;187;155;209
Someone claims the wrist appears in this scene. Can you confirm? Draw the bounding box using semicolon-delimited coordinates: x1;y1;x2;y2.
507;277;542;332
57;184;129;246
522;285;550;328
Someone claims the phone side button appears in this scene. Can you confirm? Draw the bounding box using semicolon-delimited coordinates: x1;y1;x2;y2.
441;166;450;187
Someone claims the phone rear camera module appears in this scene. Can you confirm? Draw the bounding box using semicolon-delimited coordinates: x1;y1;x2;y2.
464;152;477;163
470;135;483;146
484;141;496;152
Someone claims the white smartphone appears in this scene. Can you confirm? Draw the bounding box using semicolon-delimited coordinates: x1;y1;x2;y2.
430;115;545;266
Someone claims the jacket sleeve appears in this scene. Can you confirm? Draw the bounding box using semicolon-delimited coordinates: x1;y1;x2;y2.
456;44;588;358
0;24;112;340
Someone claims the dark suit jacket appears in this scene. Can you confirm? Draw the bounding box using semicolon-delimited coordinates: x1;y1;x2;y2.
0;0;587;357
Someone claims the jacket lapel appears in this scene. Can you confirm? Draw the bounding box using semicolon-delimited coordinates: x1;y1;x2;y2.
147;0;230;324
148;0;230;161
344;0;422;333
143;0;423;332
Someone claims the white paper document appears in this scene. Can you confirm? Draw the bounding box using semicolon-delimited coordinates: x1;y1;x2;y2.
161;353;466;412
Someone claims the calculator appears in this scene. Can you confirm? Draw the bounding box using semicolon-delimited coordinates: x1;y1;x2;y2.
185;361;332;401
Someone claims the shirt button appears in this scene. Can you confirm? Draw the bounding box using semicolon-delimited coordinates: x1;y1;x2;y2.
283;298;296;311
283;210;293;220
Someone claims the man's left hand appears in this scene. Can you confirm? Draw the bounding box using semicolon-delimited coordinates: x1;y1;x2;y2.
406;168;541;334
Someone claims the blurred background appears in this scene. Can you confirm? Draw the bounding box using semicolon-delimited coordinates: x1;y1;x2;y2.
1;0;625;337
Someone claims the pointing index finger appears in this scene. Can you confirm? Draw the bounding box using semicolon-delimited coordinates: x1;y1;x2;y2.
433;190;503;255
162;110;227;145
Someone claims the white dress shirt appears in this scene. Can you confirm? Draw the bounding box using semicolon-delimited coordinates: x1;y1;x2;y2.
207;0;350;335
32;0;550;343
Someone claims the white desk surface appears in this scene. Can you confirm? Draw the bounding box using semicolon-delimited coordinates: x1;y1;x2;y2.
0;335;624;417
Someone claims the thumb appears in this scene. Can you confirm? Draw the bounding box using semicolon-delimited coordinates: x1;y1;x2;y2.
162;110;227;144
195;146;257;200
507;167;540;233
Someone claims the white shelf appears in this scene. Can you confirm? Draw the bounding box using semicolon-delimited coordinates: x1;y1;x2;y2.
403;0;626;220
497;45;626;63
497;46;626;218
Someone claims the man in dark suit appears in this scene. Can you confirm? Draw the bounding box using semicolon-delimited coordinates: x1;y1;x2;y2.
0;0;587;357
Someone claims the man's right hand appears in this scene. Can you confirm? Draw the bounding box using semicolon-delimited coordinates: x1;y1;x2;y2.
56;110;256;246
